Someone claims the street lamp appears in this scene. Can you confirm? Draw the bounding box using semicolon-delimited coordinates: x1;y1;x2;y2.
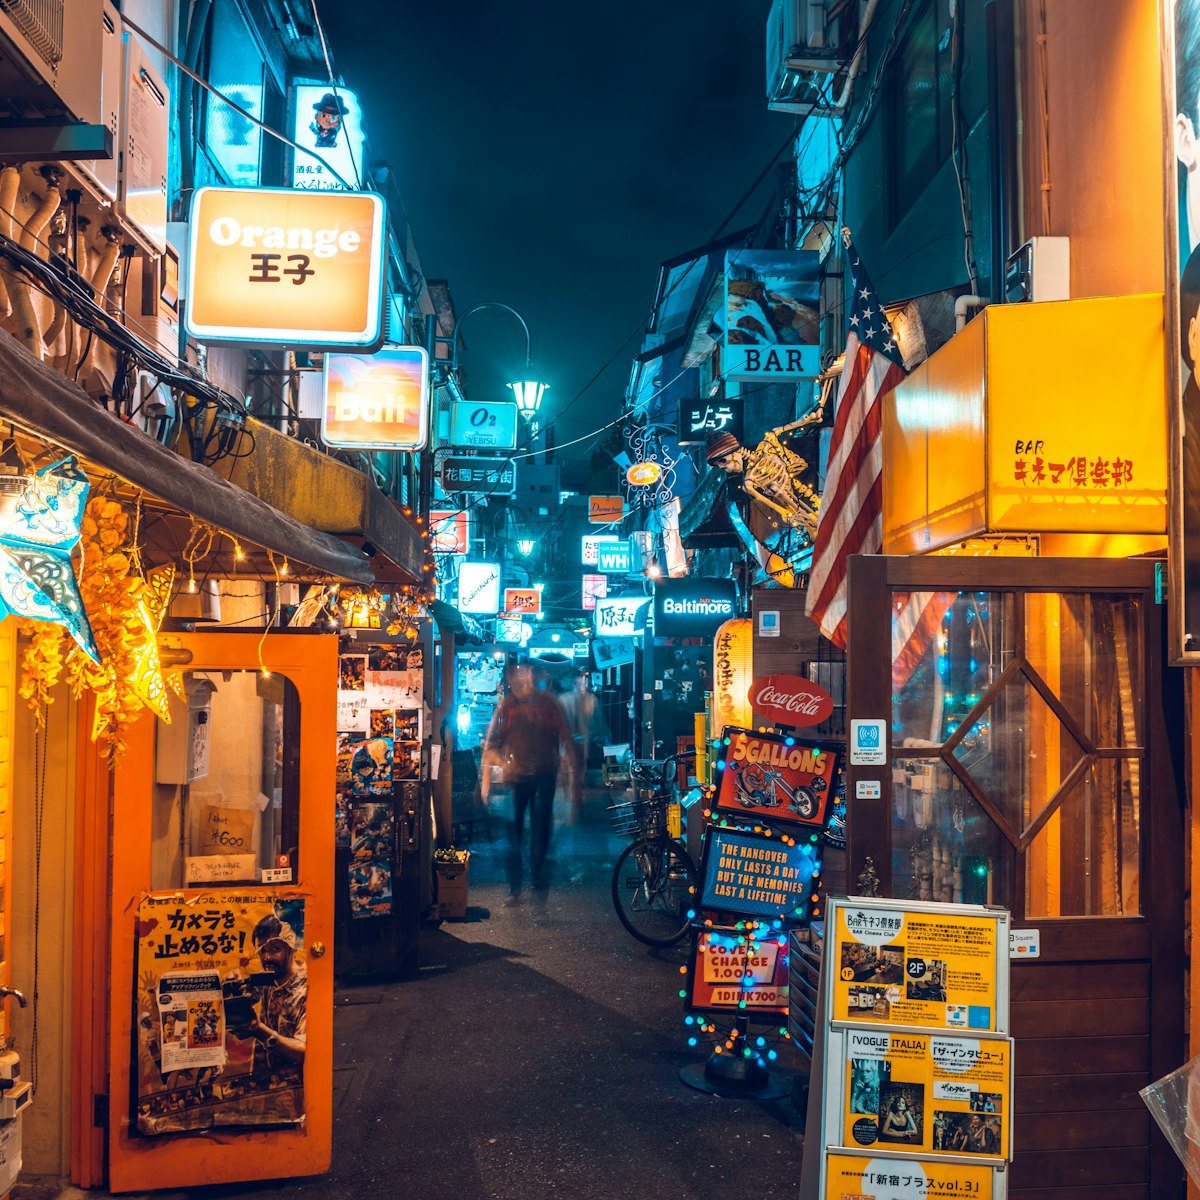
443;301;548;421
517;538;536;556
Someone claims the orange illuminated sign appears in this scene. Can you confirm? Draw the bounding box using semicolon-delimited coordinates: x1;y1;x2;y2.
321;346;429;450
504;588;541;615
185;186;386;347
625;462;662;487
589;495;625;523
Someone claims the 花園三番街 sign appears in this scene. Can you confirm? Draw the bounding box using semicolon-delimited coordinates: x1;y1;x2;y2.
185;187;386;348
322;346;429;450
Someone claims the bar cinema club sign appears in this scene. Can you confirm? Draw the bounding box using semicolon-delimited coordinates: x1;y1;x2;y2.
185;186;386;348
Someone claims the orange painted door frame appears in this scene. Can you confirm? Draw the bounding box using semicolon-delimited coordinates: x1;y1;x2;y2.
102;631;336;1193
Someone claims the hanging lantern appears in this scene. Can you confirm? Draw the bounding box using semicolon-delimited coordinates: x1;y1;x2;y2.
0;459;99;661
712;617;753;735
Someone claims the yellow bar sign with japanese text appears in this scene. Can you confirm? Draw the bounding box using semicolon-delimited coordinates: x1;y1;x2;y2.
832;904;1000;1031
824;1152;996;1200
842;1029;1011;1159
186;186;386;348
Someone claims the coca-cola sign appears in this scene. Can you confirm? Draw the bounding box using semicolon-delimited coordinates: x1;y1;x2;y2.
748;674;833;728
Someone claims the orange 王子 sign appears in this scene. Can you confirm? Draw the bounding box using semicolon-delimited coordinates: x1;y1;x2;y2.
185;187;386;347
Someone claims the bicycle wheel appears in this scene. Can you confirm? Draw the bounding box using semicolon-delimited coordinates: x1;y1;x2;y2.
611;836;698;947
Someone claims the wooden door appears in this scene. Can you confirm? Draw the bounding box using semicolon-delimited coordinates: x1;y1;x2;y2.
846;556;1184;1200
107;631;337;1192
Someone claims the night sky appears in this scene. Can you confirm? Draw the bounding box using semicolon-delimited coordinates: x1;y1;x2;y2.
316;1;793;467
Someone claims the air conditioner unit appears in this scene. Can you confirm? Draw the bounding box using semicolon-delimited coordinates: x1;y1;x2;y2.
75;1;122;201
1004;237;1070;304
0;0;103;126
118;29;168;255
767;0;844;115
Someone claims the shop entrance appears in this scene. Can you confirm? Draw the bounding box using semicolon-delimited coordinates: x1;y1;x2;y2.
101;632;338;1193
845;556;1183;1200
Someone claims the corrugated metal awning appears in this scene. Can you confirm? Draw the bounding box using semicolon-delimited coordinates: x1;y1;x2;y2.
0;330;375;582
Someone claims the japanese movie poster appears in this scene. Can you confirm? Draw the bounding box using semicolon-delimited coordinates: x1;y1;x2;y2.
712;728;837;827
366;644;423;717
841;1030;1011;1159
348;801;394;919
831;904;1001;1032
134;892;307;1135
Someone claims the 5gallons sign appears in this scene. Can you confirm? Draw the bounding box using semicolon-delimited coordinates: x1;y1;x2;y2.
653;577;737;638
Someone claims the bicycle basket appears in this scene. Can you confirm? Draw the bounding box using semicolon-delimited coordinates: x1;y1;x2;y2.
607;794;667;838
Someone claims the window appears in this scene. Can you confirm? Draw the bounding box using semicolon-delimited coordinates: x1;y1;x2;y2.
151;670;300;889
202;1;266;186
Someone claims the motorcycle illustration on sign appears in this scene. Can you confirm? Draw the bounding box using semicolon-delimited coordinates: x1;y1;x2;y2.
712;727;839;829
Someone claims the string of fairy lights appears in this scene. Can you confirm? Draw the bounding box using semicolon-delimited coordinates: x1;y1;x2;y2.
666;725;840;1068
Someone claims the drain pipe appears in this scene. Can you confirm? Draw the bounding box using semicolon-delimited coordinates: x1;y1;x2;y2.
955;294;987;332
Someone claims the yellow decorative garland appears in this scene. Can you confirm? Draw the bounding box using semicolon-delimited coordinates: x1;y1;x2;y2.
16;496;178;763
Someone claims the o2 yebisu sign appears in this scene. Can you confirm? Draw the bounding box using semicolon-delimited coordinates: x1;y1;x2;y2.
185;186;386;348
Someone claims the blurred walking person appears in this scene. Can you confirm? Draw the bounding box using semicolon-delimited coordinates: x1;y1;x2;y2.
483;661;580;904
557;670;608;798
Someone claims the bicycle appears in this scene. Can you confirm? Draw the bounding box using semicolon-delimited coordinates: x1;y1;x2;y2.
608;753;699;947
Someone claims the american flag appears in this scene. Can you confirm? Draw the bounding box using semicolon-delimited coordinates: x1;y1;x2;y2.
805;232;906;648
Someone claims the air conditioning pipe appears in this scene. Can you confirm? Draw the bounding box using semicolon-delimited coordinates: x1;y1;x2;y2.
954;294;987;332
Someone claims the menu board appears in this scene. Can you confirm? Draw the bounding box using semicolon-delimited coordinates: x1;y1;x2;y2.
802;897;1011;1200
831;903;1001;1032
823;1153;997;1200
840;1029;1011;1159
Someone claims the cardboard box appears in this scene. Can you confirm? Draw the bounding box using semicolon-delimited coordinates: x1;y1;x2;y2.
436;854;470;919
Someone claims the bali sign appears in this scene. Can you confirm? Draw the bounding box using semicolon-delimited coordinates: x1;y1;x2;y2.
321;346;429;450
749;673;833;728
185;186;386;348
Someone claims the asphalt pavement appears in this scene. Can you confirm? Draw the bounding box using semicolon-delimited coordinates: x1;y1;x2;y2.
27;788;806;1200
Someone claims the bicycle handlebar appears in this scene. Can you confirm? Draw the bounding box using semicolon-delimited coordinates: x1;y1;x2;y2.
629;750;697;788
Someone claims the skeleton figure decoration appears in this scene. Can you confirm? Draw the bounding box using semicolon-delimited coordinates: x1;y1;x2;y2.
705;427;820;537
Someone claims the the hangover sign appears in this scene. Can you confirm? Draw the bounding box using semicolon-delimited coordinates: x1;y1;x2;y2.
699;827;821;923
185;186;386;348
